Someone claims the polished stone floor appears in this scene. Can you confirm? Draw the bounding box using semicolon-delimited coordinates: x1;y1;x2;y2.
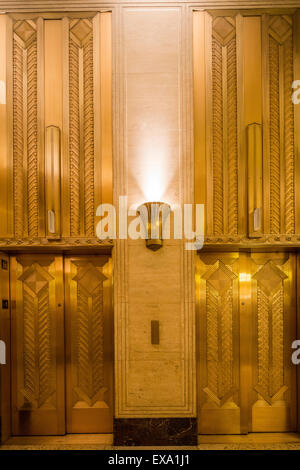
1;433;300;450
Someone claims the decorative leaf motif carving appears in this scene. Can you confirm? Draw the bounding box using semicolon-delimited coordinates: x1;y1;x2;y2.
13;39;24;238
211;17;238;236
204;261;237;405
269;36;281;234
13;20;38;239
268;16;295;235
254;261;287;403
27;40;38;237
19;262;56;409
72;263;106;406
69;38;81;236
212;37;224;235
69;19;95;237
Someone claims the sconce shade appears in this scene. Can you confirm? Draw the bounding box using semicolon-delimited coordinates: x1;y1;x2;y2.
137;202;171;251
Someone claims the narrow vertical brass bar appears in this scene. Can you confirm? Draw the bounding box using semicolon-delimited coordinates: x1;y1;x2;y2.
262;14;270;234
279;44;285;233
222;45;228;235
0;251;11;442
239;252;252;434
294;10;300;234
22;47;28;238
100;12;113;206
37;17;45;236
62;16;70;237
6;16;13;237
247;123;263;237
78;46;85;236
205;12;213;235
45;126;61;237
0;16;8;237
236;13;245;236
44;20;63;238
193;11;207;225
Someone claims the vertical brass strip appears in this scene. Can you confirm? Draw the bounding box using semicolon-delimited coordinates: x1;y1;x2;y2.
262;14;270;234
78;46;85;236
279;44;286;233
239;252;252;434
247;123;263;237
294;11;300;234
0;16;8;237
37;17;45;237
0;251;11;442
22;47;28;237
193;11;207;229
297;254;300;431
205;13;213;235
45;126;61;237
222;45;228;235
62;17;70;237
44;20;63;238
236;14;244;236
244;17;263;236
6;16;13;237
93;13;101;217
100;12;113;207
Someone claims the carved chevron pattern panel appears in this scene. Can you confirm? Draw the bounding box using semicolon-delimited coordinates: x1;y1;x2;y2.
71;262;107;406
13;20;38;238
253;260;288;404
17;260;56;409
211;16;238;236
267;15;295;234
69;19;95;237
202;259;238;406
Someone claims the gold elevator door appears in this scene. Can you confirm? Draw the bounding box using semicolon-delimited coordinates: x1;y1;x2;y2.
197;252;297;434
10;254;113;436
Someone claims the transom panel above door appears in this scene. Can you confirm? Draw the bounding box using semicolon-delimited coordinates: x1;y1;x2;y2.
197;252;297;434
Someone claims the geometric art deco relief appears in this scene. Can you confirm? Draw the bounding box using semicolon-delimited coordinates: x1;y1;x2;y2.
198;252;296;433
267;15;295;235
201;258;239;407
202;14;296;240
69;19;95;237
71;261;107;407
253;260;288;405
210;16;238;236
13;19;38;238
11;16;99;240
17;261;56;409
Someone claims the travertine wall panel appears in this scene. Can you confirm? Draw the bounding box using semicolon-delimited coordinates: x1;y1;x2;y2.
114;6;195;417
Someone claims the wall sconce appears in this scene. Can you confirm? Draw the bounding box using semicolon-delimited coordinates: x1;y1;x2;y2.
137;202;171;251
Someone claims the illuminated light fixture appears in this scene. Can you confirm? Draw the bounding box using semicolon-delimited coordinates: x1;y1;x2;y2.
137;202;171;251
239;273;251;282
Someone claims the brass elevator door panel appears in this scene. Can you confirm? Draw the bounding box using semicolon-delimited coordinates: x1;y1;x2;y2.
197;252;297;434
65;256;113;433
197;253;241;434
250;253;297;432
11;255;65;436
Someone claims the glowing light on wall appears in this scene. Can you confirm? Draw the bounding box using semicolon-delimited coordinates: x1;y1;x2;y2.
0;80;5;104
239;273;251;282
130;134;177;207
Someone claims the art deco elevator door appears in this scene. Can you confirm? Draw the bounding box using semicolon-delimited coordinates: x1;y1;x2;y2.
197;252;297;434
64;256;113;433
11;255;65;435
10;254;113;435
